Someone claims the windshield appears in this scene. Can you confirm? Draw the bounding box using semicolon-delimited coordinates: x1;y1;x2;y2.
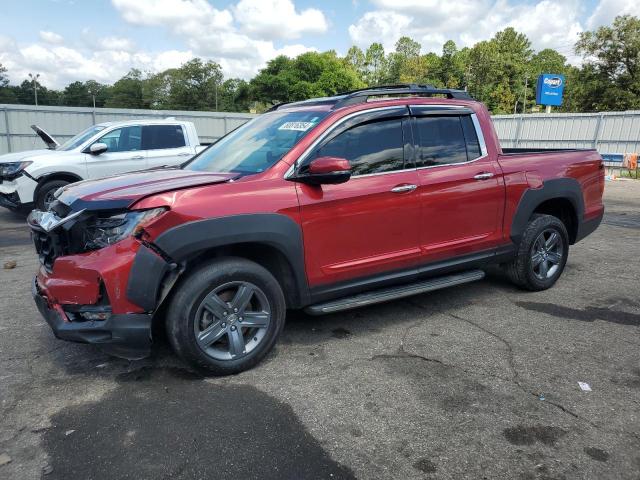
58;125;107;151
185;110;328;174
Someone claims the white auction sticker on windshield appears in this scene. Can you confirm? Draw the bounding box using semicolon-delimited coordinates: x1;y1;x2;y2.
278;121;315;131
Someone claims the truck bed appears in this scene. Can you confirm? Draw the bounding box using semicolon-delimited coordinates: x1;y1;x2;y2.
501;147;597;155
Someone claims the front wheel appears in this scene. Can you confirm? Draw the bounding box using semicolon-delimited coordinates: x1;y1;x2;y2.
504;214;569;291
35;179;69;211
166;257;286;375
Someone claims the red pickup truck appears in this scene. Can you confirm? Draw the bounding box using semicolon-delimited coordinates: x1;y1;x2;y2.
28;85;604;374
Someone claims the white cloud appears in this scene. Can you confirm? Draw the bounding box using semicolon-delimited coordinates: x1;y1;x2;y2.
0;39;196;88
39;31;64;45
111;0;321;75
1;0;323;88
349;0;592;61
234;0;328;40
96;36;136;52
587;0;640;29
348;11;413;51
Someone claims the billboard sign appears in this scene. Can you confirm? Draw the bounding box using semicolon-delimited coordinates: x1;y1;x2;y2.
536;74;565;106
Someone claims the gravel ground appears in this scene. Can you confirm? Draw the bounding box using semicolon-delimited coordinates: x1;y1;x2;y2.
0;180;639;480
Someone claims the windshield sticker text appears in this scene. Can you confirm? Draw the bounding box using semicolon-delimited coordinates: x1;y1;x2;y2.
278;122;315;131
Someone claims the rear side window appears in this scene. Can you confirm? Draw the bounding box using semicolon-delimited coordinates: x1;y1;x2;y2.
311;119;404;176
461;115;482;160
142;125;186;150
414;116;468;167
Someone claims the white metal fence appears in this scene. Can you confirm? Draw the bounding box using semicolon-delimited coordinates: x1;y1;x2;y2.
492;111;640;154
2;104;640;156
0;104;255;154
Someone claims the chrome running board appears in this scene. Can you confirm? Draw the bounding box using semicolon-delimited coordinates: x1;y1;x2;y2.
305;270;485;315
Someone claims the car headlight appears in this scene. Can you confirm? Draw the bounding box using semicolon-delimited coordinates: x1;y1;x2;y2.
0;161;32;179
83;207;167;249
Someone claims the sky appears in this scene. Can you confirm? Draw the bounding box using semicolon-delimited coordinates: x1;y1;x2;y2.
1;0;640;89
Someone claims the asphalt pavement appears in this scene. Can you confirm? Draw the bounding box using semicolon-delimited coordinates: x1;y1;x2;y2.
1;181;639;479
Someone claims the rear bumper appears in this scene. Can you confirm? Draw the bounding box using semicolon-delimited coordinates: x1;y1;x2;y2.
32;278;152;360
575;210;604;243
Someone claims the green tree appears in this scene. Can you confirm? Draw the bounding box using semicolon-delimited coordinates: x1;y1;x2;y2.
167;58;224;110
344;46;367;81
466;28;533;113
364;43;388;86
438;40;466;88
0;63;18;103
387;37;421;83
575;14;640;110
106;69;145;108
218;78;250;112
62;81;91;107
250;51;364;105
14;78;61;106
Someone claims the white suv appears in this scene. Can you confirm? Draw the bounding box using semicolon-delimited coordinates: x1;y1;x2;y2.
0;119;206;211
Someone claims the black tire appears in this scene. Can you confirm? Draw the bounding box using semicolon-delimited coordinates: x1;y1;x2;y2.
504;214;569;291
166;257;286;375
35;179;69;211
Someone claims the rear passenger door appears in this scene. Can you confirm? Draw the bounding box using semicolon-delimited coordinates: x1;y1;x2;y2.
295;108;421;289
143;125;194;168
412;107;504;263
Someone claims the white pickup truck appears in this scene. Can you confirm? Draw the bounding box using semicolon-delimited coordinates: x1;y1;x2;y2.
0;119;207;211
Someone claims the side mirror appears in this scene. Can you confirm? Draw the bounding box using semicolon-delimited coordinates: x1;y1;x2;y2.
293;156;351;185
89;142;108;155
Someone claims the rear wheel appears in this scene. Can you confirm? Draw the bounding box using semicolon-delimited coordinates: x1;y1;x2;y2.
35;179;69;211
166;257;286;375
505;214;569;291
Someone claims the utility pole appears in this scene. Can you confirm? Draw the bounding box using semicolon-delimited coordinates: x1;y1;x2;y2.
28;73;40;106
464;65;471;92
522;74;529;114
215;82;218;111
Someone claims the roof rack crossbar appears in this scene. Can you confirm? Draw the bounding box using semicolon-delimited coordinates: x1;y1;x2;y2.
266;84;472;112
333;84;471;109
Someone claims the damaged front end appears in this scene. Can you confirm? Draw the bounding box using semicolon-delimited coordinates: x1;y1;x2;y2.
28;200;172;359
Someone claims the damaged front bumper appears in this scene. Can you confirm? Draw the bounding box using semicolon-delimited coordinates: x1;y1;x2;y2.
32;278;152;360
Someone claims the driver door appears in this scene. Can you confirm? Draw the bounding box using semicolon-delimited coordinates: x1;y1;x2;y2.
295;110;421;291
86;125;147;179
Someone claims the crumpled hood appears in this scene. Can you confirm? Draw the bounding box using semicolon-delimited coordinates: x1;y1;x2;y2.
57;169;239;211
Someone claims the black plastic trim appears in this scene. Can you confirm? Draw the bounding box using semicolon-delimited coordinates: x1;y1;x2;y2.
0;192;22;209
154;213;309;307
575;212;603;243
126;244;172;311
408;106;474;116
309;245;516;305
510;178;584;246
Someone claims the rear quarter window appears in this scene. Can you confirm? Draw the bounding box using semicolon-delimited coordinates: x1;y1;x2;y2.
142;125;186;150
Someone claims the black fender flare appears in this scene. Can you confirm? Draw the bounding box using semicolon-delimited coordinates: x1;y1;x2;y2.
510;178;584;245
127;213;309;311
33;172;83;200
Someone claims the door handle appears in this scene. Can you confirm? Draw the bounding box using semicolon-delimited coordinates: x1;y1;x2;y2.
130;155;145;160
177;152;192;156
391;184;417;193
473;172;494;180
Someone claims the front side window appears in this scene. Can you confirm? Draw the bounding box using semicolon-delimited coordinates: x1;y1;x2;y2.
96;126;142;153
414;115;482;167
142;125;186;150
308;118;405;176
186;110;328;175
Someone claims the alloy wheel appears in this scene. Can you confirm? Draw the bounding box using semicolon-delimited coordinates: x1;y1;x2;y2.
193;281;271;361
530;228;563;280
